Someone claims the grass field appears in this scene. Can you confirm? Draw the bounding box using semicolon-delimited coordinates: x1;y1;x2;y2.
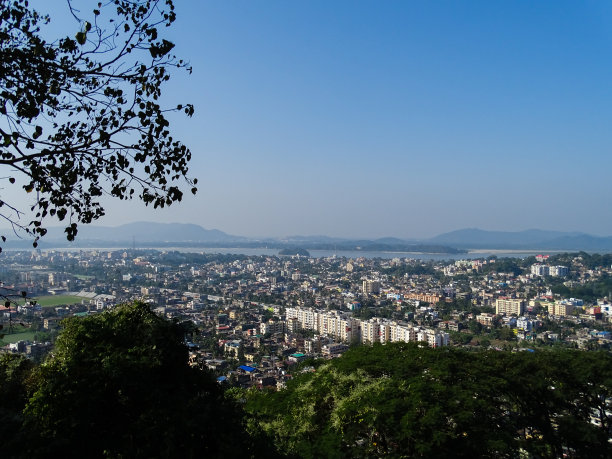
30;295;84;308
0;330;36;345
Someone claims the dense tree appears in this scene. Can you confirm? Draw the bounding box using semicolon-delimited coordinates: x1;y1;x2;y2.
0;353;35;455
0;0;196;247
22;302;248;458
242;343;612;458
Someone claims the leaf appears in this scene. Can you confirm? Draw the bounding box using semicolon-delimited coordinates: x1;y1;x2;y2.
149;39;175;58
75;31;87;45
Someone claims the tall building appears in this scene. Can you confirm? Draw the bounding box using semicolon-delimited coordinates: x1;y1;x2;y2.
548;302;574;316
531;264;549;276
495;298;525;316
362;279;380;295
284;306;448;348
361;318;381;344
549;266;569;277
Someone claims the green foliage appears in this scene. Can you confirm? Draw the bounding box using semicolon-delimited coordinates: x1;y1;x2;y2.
382;262;437;277
552;273;612;302
0;0;196;246
22;302;248;458
244;344;612;458
0;353;35;455
481;258;524;276
449;330;473;345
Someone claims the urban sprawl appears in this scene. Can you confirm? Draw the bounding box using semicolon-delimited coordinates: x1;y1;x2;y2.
2;249;611;389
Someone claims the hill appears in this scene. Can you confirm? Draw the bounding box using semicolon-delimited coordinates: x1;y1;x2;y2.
429;228;612;250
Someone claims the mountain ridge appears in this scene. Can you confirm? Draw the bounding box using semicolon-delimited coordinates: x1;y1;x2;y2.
428;228;612;250
2;223;611;252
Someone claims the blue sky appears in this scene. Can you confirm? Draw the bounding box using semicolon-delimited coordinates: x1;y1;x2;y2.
21;1;612;238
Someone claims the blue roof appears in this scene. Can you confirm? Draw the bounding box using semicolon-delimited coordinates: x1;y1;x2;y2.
239;365;256;372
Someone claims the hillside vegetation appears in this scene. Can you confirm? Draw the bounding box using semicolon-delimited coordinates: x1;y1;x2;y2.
242;344;612;458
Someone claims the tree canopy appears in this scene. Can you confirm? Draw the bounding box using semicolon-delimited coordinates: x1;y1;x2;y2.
0;0;196;247
19;302;248;458
242;343;612;458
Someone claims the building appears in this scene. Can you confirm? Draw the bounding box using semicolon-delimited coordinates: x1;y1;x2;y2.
549;266;569;277
531;264;549;276
548;302;574;317
361;318;381;344
362;279;380;295
495;298;525;316
322;343;349;357
517;317;535;331
260;320;286;335
476;313;496;326
405;292;444;304
284;306;448;348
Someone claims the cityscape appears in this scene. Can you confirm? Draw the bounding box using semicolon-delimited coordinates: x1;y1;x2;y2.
2;0;612;457
3;247;611;368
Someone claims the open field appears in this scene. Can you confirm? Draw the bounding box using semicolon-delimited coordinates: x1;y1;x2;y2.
0;330;36;345
30;295;84;307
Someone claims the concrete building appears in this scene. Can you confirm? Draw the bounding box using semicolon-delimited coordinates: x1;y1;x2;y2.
548;302;574;317
260;320;286;335
362;279;381;295
495;298;525;316
549;266;569;277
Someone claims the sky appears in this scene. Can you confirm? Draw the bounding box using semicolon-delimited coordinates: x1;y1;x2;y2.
12;1;612;239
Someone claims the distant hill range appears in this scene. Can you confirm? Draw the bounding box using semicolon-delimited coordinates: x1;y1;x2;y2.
428;228;612;251
0;222;462;254
2;223;611;253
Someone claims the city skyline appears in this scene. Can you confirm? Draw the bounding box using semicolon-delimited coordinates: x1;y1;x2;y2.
20;0;612;240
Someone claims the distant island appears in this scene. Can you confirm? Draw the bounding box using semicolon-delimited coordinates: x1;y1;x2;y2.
278;247;310;257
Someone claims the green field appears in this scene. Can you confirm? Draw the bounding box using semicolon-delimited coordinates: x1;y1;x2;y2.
0;330;36;345
30;295;84;307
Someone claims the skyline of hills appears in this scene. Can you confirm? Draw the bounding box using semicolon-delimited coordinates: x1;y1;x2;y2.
2;222;612;253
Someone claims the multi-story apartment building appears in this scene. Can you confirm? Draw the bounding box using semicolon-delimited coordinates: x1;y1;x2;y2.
391;323;417;343
260;320;286;335
476;313;496;326
531;264;569;277
284;307;449;348
361;318;381;344
548;302;574;316
362;279;381;295
405;292;444;304
495;298;525;316
531;264;549;276
516;316;535;331
549;266;569;277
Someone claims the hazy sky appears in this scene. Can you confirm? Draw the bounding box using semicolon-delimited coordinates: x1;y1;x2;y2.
17;1;612;238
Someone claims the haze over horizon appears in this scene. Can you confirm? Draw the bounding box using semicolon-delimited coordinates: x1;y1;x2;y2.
21;0;612;240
